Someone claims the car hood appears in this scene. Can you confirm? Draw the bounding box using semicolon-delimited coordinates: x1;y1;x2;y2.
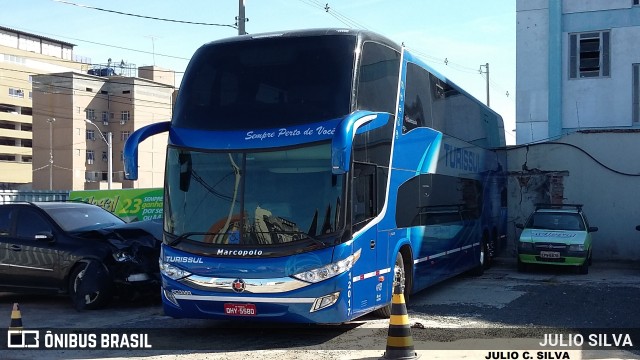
75;219;162;249
519;229;588;244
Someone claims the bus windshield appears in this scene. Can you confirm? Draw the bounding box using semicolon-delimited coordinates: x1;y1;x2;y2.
173;34;356;131
164;143;344;245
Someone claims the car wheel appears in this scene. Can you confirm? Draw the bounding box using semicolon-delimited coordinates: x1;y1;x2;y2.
578;252;590;275
373;252;406;318
517;257;527;273
69;261;113;310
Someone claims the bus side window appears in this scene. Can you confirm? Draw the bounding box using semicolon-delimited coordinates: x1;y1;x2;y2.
352;163;377;230
403;62;433;133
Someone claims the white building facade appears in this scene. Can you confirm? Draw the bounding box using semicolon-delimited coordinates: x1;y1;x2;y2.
516;0;640;143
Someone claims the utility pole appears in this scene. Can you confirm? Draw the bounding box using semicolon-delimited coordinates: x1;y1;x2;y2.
479;63;490;107
47;118;55;190
237;0;248;35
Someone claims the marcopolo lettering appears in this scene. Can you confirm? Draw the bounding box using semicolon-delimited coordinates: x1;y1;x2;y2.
165;256;203;263
444;143;480;172
216;249;263;256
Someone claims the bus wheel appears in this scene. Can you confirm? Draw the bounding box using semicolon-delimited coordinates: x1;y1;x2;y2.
372;252;405;318
471;237;487;276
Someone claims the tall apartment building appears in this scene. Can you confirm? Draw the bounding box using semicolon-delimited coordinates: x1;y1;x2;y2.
0;26;85;189
31;67;174;190
516;0;640;144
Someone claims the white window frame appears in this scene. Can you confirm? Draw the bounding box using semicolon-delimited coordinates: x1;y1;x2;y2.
8;88;24;98
569;30;610;79
86;108;96;120
120;111;130;124
121;131;130;141
86;150;95;165
86;129;95;141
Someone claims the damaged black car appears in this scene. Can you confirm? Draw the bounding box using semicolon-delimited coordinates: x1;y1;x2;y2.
0;202;161;310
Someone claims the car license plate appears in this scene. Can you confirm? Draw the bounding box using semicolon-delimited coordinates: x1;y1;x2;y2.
540;251;561;259
224;303;257;316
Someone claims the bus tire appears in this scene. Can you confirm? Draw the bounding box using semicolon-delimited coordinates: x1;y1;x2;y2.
372;252;405;318
471;237;487;276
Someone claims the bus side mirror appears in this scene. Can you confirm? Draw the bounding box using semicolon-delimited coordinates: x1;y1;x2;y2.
331;111;390;174
123;121;171;180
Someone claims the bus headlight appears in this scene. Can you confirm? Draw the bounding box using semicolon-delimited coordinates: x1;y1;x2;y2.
159;259;192;280
292;249;361;283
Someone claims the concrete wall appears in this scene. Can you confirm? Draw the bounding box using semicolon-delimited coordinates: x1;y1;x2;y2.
506;131;640;261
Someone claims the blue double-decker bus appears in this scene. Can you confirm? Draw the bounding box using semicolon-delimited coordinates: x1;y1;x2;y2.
124;29;507;323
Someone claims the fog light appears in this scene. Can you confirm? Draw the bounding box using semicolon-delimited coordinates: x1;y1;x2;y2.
163;289;180;307
310;292;340;312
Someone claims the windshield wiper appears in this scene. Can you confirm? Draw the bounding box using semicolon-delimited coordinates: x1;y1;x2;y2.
279;231;327;248
167;232;219;246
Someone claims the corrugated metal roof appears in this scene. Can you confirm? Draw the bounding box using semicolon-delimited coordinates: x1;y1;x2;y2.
0;25;76;47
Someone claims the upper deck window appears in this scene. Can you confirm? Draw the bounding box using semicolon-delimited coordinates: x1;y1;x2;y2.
355;41;401;114
174;35;356;131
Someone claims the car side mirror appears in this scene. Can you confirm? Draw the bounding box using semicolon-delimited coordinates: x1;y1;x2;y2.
34;231;55;243
636;225;640;231
515;223;524;229
588;226;598;233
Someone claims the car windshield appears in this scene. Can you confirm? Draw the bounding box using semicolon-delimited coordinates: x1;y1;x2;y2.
526;212;585;231
44;206;125;232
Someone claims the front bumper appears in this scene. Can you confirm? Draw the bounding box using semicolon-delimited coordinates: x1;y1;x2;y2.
160;272;351;324
518;249;589;266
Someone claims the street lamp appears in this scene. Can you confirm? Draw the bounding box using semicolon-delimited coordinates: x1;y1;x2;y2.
47;118;55;190
85;119;112;189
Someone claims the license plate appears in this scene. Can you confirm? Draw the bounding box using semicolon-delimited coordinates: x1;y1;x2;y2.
540;251;561;259
224;303;257;316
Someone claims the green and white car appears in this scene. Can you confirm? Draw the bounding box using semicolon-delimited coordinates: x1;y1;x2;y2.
516;204;598;274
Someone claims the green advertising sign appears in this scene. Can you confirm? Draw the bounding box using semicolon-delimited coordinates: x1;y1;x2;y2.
69;188;163;222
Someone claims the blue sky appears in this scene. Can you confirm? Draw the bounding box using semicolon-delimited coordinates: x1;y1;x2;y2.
3;0;516;143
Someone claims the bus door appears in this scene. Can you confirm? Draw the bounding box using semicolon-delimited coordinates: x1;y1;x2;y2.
350;162;386;316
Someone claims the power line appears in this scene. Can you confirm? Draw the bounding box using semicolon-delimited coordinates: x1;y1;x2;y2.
53;0;237;29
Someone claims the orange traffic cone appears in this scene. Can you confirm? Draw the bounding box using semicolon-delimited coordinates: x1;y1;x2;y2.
381;283;419;360
9;303;23;345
